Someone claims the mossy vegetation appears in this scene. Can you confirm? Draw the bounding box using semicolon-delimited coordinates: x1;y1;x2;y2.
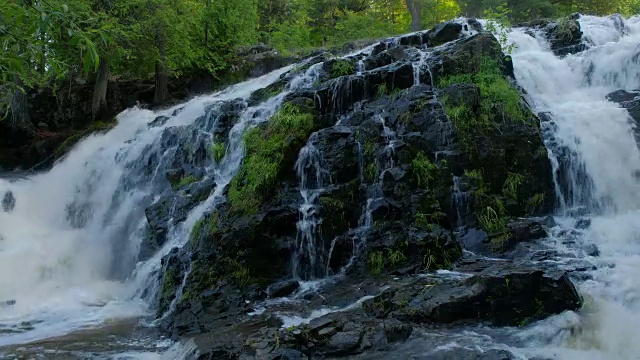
210;142;226;162
329;59;355;79
189;211;219;245
412;152;438;188
158;266;181;315
439;57;530;151
176;175;198;188
228;102;317;215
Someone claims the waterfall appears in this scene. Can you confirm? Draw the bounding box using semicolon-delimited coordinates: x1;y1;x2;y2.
293;133;331;279
0;66;298;347
505;14;640;359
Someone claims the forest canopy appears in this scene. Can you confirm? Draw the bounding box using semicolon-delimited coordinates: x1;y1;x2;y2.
1;0;639;124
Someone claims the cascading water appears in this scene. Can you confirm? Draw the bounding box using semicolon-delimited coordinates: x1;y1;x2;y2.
294;133;331;279
500;14;640;359
0;63;319;355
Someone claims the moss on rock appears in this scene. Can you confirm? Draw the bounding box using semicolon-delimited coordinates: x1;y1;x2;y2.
228;101;318;215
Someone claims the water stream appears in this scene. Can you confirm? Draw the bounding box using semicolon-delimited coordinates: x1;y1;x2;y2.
2;14;640;360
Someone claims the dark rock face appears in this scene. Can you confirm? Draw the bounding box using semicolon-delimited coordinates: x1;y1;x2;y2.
516;15;585;57
363;262;581;326
2;191;15;212
137;19;571;359
607;89;640;147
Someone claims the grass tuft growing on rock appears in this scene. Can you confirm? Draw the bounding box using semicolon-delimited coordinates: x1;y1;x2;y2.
210;142;225;162
440;56;528;138
176;175;198;188
229;102;316;215
330;59;356;78
412;151;438;188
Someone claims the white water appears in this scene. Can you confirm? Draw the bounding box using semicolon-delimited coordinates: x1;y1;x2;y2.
0;66;295;350
505;14;640;359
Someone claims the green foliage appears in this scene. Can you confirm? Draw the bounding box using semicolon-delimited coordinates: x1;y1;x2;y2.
211;142;226;162
366;162;378;182
479;204;507;234
368;251;385;275
412;152;438;188
329;59;355;79
483;2;517;54
440;57;528;151
526;192;545;213
503;172;525;201
176;175;198;188
229;102;316;215
376;83;389;98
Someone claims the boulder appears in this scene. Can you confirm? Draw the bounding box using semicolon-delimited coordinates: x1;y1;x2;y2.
363;261;582;326
607;89;640;147
427;21;464;47
546;17;585;56
2;191;15;212
267;280;300;298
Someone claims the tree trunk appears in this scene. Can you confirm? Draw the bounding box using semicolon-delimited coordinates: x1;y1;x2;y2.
91;58;110;120
531;7;538;19
10;76;37;136
405;0;422;32
154;32;169;105
204;0;211;47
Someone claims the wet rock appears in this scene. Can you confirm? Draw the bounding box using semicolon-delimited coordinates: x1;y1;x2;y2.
364;261;582;326
546;18;585;56
2;191;15;212
364;46;414;71
267;280;300;298
140;178;215;261
1;299;16;307
607;89;640;147
504;218;547;245
427;21;463;47
575;218;591;229
583;244;600;257
157;248;189;316
149;115;170;128
236;44;298;78
429;348;515;360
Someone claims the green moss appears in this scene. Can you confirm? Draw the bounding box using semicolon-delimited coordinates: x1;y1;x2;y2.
190;219;204;243
189;211;219;246
229;102;317;215
176;175;198;188
158;266;180;315
440;57;530;152
330;59;355;78
210;142;226;162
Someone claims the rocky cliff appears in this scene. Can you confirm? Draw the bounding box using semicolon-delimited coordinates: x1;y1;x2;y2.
131;19;586;359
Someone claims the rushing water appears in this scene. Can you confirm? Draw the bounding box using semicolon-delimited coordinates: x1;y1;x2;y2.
0;66;295;356
501;15;640;359
2;14;640;359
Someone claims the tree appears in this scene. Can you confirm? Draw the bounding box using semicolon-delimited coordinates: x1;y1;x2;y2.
405;0;422;31
0;0;101;126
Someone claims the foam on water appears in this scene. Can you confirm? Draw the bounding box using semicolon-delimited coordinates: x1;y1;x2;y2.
505;14;640;359
0;66;292;347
